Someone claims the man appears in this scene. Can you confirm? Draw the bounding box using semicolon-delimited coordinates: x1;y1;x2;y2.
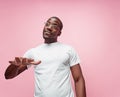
5;17;86;97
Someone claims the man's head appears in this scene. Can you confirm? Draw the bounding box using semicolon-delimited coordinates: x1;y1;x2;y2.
43;17;63;43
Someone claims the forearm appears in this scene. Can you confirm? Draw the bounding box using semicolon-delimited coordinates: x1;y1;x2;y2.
5;64;27;79
75;77;86;97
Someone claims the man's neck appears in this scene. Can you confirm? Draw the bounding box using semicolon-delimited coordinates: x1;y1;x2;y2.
44;39;57;44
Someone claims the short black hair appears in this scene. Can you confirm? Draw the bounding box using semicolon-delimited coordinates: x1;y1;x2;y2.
49;16;63;30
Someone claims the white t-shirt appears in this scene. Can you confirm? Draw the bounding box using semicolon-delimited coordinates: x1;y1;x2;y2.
23;42;80;97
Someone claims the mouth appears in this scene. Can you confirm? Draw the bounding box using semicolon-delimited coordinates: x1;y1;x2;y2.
43;30;53;38
44;29;53;34
45;31;52;35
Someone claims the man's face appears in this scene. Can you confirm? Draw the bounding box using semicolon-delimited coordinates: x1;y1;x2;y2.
43;18;61;40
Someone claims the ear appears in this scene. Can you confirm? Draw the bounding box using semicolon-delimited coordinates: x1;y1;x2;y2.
58;31;61;36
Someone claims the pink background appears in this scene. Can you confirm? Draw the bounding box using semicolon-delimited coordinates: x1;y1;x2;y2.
0;0;120;97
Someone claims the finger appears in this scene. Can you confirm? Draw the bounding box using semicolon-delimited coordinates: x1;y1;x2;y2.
15;57;21;63
28;58;34;63
19;57;23;61
9;61;20;66
22;58;27;64
9;61;15;64
30;60;41;65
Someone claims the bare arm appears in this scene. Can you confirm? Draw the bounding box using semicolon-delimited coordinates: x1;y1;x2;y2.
70;64;86;97
4;63;27;79
4;57;41;79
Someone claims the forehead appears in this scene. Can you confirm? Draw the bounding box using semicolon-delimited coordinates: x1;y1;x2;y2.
47;18;61;25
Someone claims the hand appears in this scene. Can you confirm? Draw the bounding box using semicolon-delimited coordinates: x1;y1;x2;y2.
9;57;41;66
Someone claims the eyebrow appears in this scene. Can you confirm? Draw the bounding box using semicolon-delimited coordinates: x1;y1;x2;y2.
53;21;61;25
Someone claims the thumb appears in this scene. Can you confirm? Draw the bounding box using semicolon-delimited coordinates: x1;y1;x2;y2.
30;60;41;65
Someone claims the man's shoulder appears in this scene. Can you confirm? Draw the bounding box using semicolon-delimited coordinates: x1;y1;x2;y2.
58;42;75;51
60;42;73;48
25;45;40;53
32;43;44;49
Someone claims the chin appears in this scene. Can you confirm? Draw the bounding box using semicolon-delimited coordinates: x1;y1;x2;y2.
43;36;51;40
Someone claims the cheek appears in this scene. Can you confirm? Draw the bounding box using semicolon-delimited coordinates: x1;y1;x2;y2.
53;28;60;33
53;30;59;35
43;27;46;31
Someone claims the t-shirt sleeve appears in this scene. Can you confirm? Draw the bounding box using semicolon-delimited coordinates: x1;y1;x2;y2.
23;49;34;69
69;47;80;67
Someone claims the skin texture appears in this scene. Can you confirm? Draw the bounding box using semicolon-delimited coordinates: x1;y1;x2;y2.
5;57;41;79
4;17;86;97
43;17;62;43
70;64;86;97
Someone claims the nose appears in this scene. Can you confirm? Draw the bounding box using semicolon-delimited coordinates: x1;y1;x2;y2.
47;24;52;29
46;25;52;31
